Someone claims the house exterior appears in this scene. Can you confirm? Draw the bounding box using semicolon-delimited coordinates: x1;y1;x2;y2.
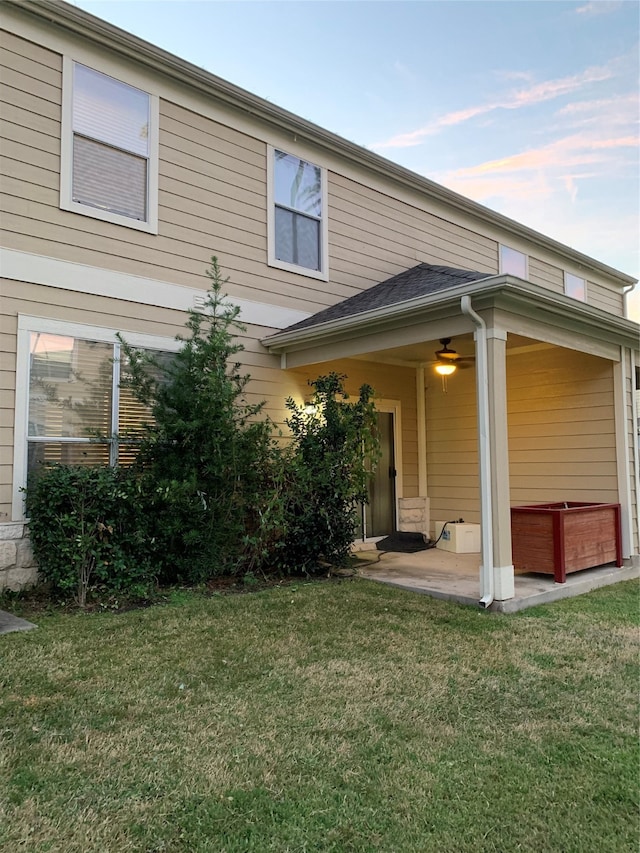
1;0;638;602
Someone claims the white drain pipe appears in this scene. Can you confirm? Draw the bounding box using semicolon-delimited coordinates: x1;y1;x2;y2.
460;295;494;607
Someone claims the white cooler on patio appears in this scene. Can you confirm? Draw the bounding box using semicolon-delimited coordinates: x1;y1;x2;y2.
434;521;481;554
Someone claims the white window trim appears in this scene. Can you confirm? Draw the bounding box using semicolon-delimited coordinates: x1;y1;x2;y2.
267;144;329;282
60;55;159;234
564;270;587;301
499;244;529;279
12;315;180;521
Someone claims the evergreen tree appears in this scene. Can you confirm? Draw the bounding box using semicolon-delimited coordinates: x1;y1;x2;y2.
120;257;272;582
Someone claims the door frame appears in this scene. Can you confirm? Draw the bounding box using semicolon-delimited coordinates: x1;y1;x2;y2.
361;399;402;540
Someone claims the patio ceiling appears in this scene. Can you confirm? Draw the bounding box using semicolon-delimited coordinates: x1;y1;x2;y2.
348;332;547;368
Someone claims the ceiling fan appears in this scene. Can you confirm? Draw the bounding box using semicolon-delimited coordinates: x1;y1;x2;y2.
432;338;475;375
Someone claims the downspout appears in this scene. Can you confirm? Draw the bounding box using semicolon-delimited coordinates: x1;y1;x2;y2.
623;283;636;320
416;366;428;497
460;295;494;607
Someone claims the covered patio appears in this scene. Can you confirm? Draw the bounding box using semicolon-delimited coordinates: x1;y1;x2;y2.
263;263;640;609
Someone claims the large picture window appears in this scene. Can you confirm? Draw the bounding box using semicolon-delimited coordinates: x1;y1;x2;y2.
268;147;328;280
26;332;172;482
13;319;179;517
61;58;159;232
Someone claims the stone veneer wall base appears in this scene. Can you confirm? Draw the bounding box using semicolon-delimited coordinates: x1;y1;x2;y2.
0;523;38;592
398;497;430;535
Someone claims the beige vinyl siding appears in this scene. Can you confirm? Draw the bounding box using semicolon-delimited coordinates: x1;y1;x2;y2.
328;173;498;293
426;365;479;527
588;280;623;314
507;346;617;505
0;31;62;236
525;258;624;315
290;359;419;499
0;278;305;519
425;345;621;530
1;29;629;326
528;257;563;294
0;314;16;515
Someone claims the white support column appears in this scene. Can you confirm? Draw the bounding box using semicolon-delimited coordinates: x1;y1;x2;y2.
631;348;640;560
613;347;633;558
416;366;428;497
486;329;514;600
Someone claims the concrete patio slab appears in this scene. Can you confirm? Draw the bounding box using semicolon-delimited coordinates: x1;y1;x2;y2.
354;547;639;613
0;610;37;634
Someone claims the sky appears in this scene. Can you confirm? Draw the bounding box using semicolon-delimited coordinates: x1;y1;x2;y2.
71;0;640;319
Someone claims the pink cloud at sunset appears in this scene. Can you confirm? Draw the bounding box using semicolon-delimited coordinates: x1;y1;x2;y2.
446;134;637;179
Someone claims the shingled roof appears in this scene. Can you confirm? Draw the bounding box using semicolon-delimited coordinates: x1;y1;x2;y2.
283;264;491;333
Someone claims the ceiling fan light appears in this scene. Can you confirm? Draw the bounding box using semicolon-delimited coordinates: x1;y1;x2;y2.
435;362;457;376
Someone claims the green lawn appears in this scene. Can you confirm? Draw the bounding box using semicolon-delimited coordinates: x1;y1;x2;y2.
1;579;638;852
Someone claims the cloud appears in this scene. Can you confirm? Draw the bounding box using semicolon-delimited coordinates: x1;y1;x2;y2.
448;134;637;179
575;1;623;16
432;127;638;279
370;63;615;150
555;93;639;132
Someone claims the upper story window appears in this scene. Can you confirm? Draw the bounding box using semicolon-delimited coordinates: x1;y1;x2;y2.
564;272;586;301
268;146;328;281
499;245;528;279
61;58;159;233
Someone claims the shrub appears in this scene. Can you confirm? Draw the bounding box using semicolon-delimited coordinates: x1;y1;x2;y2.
25;465;154;607
277;373;380;573
26;259;381;599
119;257;273;583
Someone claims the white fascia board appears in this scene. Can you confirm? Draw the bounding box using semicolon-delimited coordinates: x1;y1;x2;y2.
0;249;311;330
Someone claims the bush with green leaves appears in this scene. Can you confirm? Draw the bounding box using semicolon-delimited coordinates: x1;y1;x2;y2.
119;256;273;583
25;465;154;607
26;258;381;596
275;373;380;573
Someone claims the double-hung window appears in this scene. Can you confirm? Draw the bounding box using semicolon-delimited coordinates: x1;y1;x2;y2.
61;58;159;232
268;146;328;280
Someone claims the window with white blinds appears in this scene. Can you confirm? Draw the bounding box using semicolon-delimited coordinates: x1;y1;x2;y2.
27;332;172;483
60;58;158;232
72;63;149;221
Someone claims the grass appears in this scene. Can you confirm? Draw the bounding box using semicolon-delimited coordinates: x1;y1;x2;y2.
1;578;638;852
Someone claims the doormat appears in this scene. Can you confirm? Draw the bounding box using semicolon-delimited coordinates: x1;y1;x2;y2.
375;532;432;553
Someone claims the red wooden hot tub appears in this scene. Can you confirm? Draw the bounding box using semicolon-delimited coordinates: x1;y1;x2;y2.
510;502;622;584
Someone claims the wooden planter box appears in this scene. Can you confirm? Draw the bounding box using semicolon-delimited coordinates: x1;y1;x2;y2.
510;502;622;584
